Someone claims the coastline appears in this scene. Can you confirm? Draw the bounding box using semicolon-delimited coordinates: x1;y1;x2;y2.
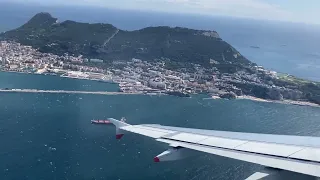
0;89;144;95
1;70;319;106
0;70;183;97
205;94;320;108
0;70;119;84
237;95;320;108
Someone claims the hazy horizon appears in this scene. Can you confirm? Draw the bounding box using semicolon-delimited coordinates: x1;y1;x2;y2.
3;0;320;25
1;1;320;32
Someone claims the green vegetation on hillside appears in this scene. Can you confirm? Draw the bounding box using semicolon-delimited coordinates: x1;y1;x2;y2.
0;12;254;73
1;13;117;57
1;12;319;104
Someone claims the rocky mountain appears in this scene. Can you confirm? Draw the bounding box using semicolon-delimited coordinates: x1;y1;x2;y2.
1;12;319;105
0;12;254;73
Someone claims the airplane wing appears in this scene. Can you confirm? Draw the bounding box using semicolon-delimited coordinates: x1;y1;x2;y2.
108;118;320;179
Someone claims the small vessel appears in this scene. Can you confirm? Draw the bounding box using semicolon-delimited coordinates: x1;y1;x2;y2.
91;117;126;125
91;119;112;124
250;45;260;49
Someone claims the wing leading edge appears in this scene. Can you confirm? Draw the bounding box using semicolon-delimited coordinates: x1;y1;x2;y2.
107;118;320;178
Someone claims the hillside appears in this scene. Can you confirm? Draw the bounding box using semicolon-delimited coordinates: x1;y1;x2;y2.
1;12;319;105
0;12;254;73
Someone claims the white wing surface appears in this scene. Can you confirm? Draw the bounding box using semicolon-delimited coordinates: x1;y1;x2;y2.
107;118;320;178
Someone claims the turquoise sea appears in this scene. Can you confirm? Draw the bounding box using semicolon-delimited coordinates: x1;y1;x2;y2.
1;72;320;180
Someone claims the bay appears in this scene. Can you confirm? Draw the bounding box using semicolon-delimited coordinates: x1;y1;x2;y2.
1;72;320;180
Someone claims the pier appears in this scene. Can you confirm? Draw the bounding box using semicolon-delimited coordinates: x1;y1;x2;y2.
0;89;143;95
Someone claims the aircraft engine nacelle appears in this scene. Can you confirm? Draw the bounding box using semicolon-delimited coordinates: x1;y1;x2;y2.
154;147;194;162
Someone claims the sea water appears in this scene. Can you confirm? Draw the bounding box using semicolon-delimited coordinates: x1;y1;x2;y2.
1;72;320;180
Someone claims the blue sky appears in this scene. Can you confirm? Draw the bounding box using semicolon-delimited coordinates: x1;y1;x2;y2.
5;0;320;24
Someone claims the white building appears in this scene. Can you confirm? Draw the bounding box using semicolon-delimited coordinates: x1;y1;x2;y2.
148;79;166;89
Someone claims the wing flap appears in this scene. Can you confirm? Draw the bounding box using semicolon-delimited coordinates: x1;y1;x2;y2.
156;138;320;177
162;133;307;159
121;124;320;164
165;133;209;143
146;124;320;148
132;125;176;134
234;141;304;157
120;125;176;138
198;136;248;149
122;124;320;164
289;148;320;162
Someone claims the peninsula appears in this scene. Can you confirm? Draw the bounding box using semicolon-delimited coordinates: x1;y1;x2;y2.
0;12;319;105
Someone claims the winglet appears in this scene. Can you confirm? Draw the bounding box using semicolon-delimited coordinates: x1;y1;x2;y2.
107;118;130;140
